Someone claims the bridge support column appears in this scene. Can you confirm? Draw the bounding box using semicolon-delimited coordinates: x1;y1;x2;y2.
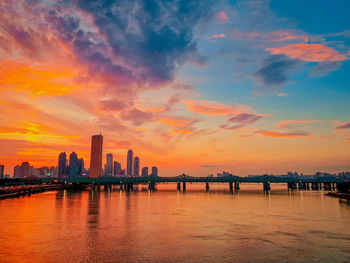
234;182;240;191
297;182;305;190
182;182;186;192
205;182;209;192
177;182;181;191
306;183;310;190
332;183;336;191
229;182;233;192
323;183;332;191
288;182;297;190
311;183;319;190
149;182;155;191
120;184;123;190
126;183;133;191
263;182;271;191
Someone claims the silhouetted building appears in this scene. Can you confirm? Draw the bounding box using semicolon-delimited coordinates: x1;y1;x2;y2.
69;152;78;178
114;161;121;176
0;165;4;179
120;169;126;176
58;152;66;178
127;149;133;176
141;167;148;177
133;156;140;177
90;134;103;178
106;153;113;176
13;165;21;178
151;166;158;177
77;158;84;176
20;162;30;178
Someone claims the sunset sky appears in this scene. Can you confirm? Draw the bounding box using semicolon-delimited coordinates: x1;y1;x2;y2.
0;0;349;176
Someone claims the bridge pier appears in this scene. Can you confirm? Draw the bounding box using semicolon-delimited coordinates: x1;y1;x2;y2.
120;184;123;190
288;182;297;190
125;183;133;191
234;182;240;191
332;183;336;191
229;182;233;192
148;182;155;191
306;183;310;190
263;182;271;191
298;182;306;190
182;182;186;192
205;182;209;192
311;182;319;190
323;183;332;191
177;182;181;191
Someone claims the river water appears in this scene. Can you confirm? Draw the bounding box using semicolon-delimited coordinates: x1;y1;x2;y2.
0;183;349;263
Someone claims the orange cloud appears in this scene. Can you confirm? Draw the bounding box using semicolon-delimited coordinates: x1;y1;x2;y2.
266;43;346;62
255;130;312;138
278;120;319;129
159;117;196;127
211;34;226;39
182;99;251;116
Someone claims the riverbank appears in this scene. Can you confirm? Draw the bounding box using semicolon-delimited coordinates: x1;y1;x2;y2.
325;192;350;200
0;185;64;199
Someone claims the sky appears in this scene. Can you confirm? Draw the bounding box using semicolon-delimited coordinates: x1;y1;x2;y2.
0;0;349;177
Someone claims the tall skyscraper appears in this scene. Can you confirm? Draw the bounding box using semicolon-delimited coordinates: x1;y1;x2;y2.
58;152;66;178
20;162;30;178
141;167;148;177
69;152;78;178
133;156;140;177
90;134;103;178
151;166;158;177
0;165;4;179
106;153;113;177
127;149;133;176
13;165;21;178
114;161;121;176
77;158;84;176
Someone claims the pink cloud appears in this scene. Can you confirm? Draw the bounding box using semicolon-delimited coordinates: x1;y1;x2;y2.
255;130;312;138
277;93;288;97
218;12;228;24
266;43;347;62
278;120;319;129
211;33;226;39
220;113;264;130
335;122;350;129
182;100;251;116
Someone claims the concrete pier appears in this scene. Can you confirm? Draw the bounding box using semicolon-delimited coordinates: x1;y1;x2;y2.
311;182;319;190
234;182;240;191
205;182;209;192
288;182;297;190
263;182;271;191
229;182;233;191
148;182;155;191
177;182;181;191
182;182;186;192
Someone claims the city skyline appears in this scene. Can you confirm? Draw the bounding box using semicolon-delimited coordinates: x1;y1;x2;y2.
0;1;349;177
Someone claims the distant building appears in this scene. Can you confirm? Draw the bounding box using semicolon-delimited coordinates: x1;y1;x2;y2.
77;158;84;176
13;165;21;178
151;166;158;177
69;152;78;178
106;153;113;176
141;167;148;177
127;149;133;176
114;161;121;176
90;134;103;178
58;152;66;178
0;165;4;179
133;156;140;177
20;162;30;178
120;169;126;176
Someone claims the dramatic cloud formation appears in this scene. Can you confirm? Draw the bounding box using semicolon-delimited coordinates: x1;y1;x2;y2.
266;43;347;62
254;55;300;93
220;113;263;130
182;100;251;115
335;122;350;129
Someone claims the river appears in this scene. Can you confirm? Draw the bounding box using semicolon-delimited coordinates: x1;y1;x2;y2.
0;183;349;263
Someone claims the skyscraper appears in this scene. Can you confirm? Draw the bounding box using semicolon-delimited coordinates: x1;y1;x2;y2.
106;153;113;176
151;166;158;177
58;152;66;178
0;165;4;179
114;161;121;176
133;156;140;177
141;167;148;177
20;162;30;178
77;158;84;176
127;149;133;176
13;165;21;178
90;134;103;178
69;152;78;178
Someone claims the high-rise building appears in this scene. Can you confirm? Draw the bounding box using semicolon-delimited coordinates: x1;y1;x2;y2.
106;153;113;176
133;156;140;177
151;166;158;177
69;152;78;178
114;161;121;176
127;149;133;176
58;152;66;178
90;134;103;178
20;162;30;178
13;165;21;178
141;167;148;177
77;158;84;176
0;165;4;179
